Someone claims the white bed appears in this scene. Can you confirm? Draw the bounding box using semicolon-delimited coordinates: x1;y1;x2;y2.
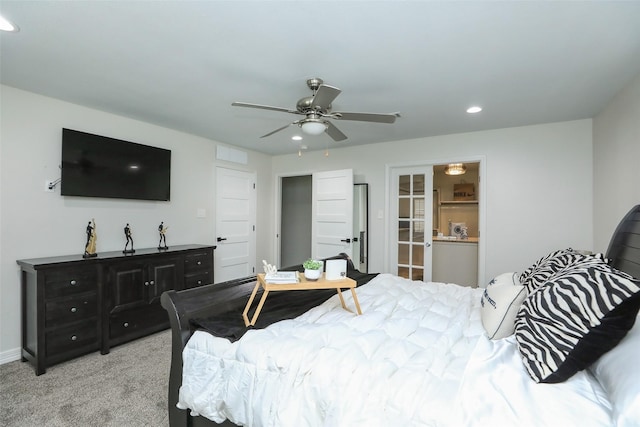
163;205;640;427
178;272;636;426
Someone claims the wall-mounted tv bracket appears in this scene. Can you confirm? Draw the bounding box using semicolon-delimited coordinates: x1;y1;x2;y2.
44;165;62;192
46;178;62;190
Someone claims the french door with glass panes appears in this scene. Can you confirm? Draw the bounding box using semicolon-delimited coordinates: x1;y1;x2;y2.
390;166;433;281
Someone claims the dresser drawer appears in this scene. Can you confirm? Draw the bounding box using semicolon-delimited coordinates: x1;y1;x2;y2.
45;292;97;326
184;271;212;289
45;267;98;298
109;304;168;340
184;251;212;274
45;320;99;357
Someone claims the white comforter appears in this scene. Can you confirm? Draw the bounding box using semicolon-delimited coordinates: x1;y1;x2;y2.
179;274;613;427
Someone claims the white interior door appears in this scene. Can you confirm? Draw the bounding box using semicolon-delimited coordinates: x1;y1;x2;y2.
389;166;433;281
312;169;353;260
215;167;256;282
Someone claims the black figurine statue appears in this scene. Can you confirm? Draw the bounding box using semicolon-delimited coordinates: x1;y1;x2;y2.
123;223;135;254
158;221;169;250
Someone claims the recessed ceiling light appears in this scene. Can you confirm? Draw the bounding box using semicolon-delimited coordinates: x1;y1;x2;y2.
291;135;302;141
466;106;482;114
0;14;19;32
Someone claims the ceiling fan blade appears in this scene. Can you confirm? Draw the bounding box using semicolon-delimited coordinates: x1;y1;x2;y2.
326;121;347;142
232;102;299;114
260;120;301;138
310;84;341;110
333;111;397;124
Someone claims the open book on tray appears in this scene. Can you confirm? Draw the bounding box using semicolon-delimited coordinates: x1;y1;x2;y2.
264;271;300;284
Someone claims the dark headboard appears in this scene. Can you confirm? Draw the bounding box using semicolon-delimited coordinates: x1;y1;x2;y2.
606;204;640;279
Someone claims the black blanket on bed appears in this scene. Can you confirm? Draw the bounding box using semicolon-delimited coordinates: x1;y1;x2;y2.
191;270;378;342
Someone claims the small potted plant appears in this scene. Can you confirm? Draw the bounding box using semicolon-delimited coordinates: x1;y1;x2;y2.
303;258;323;280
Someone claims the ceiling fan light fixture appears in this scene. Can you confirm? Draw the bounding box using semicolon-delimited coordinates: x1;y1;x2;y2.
0;14;19;32
301;120;327;136
444;163;467;175
466;106;482;114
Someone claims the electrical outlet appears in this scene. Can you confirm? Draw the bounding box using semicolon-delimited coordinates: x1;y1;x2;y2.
44;180;55;192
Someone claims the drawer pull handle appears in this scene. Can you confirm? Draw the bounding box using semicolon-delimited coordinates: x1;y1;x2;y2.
149;280;154;285
70;280;77;285
70;307;77;313
123;322;129;328
71;335;77;341
197;261;202;265
197;280;202;285
144;281;149;286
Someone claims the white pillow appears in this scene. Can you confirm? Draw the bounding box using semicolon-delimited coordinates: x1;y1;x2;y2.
481;284;527;339
590;314;640;427
487;272;520;287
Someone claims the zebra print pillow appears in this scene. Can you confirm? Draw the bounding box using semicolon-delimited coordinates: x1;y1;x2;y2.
515;262;640;383
519;249;606;294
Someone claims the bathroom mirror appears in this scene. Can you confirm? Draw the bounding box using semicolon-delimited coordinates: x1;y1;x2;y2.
353;183;369;273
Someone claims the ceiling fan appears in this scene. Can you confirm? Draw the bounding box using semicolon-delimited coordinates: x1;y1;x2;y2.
232;78;399;142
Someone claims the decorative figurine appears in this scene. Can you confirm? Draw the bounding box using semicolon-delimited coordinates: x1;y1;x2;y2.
158;221;169;250
262;260;277;274
123;223;135;254
83;218;98;258
460;225;469;240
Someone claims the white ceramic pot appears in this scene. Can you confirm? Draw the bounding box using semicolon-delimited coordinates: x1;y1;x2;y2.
304;268;322;280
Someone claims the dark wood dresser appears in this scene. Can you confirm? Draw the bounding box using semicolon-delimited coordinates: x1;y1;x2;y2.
17;244;214;375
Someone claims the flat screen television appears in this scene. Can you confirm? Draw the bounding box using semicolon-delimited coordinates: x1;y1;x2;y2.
61;128;171;201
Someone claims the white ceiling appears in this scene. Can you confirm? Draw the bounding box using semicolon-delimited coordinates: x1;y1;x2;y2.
2;1;640;156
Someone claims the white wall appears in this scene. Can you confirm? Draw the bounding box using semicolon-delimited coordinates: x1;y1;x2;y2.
272;119;594;284
0;86;273;361
593;72;640;253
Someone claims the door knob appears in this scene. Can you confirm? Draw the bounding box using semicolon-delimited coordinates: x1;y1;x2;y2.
216;237;227;242
425;242;432;247
340;238;351;243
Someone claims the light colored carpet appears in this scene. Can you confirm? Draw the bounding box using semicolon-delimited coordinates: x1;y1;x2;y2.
0;330;171;427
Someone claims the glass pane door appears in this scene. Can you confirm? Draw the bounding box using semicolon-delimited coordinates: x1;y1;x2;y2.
390;167;433;281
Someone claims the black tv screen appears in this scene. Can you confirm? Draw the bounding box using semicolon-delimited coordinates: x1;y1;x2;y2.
61;128;171;201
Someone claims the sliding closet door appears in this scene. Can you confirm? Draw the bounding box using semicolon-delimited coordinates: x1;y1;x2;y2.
390;166;433;281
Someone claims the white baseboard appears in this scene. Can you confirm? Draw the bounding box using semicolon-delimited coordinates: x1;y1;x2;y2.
0;347;22;365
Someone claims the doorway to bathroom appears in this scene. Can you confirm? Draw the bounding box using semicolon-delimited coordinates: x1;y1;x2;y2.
388;160;483;287
432;162;480;286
